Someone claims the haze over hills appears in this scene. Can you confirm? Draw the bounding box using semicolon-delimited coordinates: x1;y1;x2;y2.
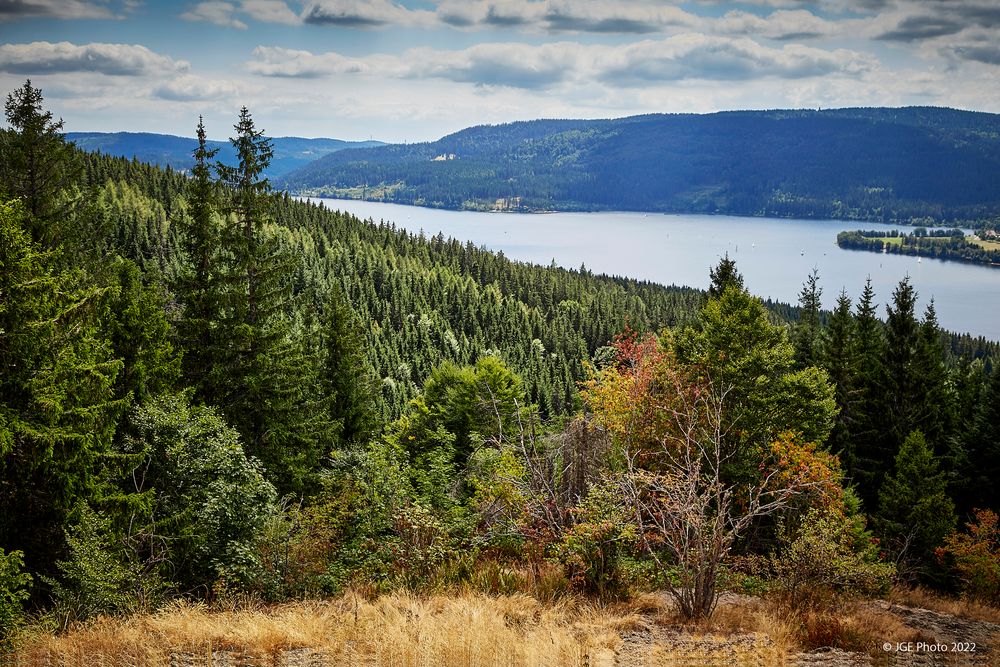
66;132;384;179
276;107;1000;224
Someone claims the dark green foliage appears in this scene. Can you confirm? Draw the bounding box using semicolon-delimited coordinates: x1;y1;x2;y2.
0;548;31;643
822;290;860;475
707;253;743;300
877;430;956;579
0;199;123;578
207;108;333;494
174;117;220;393
0;80;82;246
794;268;824;369
125;394;277;591
279;108;1000;224
321;286;378;449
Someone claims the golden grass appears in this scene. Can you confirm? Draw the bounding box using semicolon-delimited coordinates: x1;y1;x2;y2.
889;586;1000;624
11;592;625;667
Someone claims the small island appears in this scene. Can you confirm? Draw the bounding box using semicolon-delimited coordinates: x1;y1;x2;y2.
837;227;1000;267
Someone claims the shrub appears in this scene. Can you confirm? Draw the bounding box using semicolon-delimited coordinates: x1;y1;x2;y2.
772;494;894;609
939;509;1000;604
0;548;31;645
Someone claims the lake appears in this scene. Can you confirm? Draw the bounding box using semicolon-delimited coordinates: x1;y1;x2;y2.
305;198;1000;341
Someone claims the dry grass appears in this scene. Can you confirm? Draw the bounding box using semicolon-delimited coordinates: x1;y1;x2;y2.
11;592;625;667
889;586;1000;624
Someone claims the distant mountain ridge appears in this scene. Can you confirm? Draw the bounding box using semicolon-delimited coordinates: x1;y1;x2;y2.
276;107;1000;224
66;131;384;178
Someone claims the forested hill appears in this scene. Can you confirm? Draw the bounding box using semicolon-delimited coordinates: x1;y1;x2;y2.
277;107;1000;224
66;131;384;178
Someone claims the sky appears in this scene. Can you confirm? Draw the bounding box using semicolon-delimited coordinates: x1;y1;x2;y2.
2;0;1000;143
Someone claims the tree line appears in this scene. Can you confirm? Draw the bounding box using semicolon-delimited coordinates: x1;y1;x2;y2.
1;81;999;645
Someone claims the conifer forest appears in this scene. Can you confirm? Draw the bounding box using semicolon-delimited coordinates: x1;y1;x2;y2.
2;80;1000;663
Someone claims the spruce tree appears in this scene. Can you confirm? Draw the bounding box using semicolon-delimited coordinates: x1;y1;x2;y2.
707;253;743;300
0;200;122;575
175;117;220;392
850;277;887;507
211;108;331;494
794;268;823;369
877;430;956;578
0;80;81;246
823;289;859;475
321;285;377;449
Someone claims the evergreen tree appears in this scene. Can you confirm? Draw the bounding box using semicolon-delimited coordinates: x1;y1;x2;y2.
210;108;331;494
321;285;377;449
850;277;887;507
793;268;823;369
0;80;81;246
823;289;859;474
707;253;743;300
175;117;220;392
0;200;122;576
877;430;956;578
883;277;921;448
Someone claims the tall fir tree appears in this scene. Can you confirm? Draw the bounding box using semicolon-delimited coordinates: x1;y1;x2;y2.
0;80;81;247
877;430;956;580
321;285;377;450
0;200;123;576
823;289;859;475
175;117;220;393
211;107;332;494
794;268;824;369
850;277;888;507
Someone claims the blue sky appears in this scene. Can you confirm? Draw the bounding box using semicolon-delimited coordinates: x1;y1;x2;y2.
2;0;1000;142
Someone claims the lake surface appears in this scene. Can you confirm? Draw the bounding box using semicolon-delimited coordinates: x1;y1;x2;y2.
305;198;1000;341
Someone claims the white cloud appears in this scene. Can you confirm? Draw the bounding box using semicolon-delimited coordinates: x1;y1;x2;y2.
181;0;299;29
153;73;256;101
436;0;698;34
300;0;434;28
0;0;119;21
715;9;838;41
180;1;249;29
0;41;189;76
248;36;875;88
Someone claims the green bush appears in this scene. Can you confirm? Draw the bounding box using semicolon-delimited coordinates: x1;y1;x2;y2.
0;548;31;645
772;495;894;609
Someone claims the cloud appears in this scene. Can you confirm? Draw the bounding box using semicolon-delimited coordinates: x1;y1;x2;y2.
407;42;576;88
950;43;1000;66
247;46;382;77
180;1;248;29
301;0;433;28
180;0;299;28
436;0;698;34
715;9;837;41
599;35;873;85
248;35;875;89
0;41;189;76
876;14;965;42
0;0;118;21
152;73;254;101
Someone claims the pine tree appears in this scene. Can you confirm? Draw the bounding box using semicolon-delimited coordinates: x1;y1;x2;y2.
175;117;220;392
707;253;743;300
883;277;921;448
210;108;331;494
850;277;888;507
794;268;823;369
321;285;377;449
877;430;956;578
0;80;81;246
823;289;859;474
0;200;123;575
